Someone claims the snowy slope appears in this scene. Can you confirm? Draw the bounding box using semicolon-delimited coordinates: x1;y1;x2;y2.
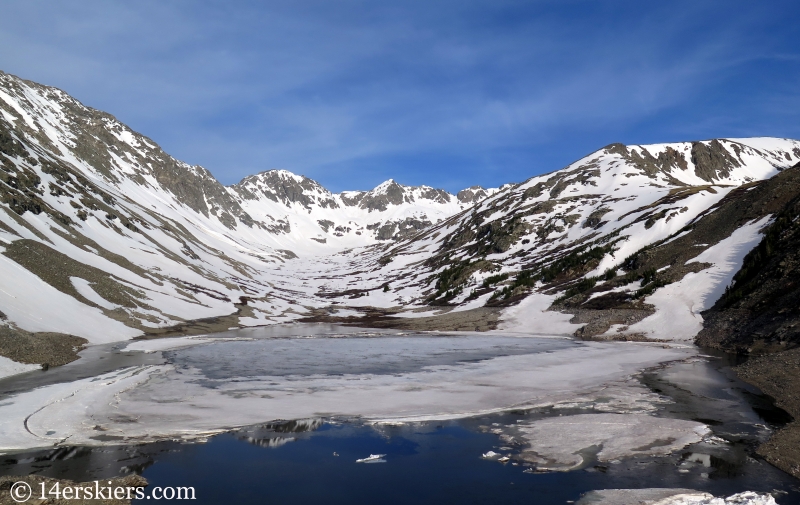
314;137;800;331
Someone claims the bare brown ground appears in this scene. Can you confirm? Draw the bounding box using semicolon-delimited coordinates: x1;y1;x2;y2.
298;306;502;332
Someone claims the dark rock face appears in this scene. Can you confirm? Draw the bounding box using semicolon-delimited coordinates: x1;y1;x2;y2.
697;162;800;353
604;140;751;184
317;219;335;232
358;181;406;211
736;348;800;479
603;143;690;180
582;207;611;229
417;186;452;204
367;217;433;241
339;191;365;207
457;186;491;204
691;139;741;182
657;146;690;172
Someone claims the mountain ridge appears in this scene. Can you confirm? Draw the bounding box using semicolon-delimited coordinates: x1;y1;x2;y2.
0;69;496;247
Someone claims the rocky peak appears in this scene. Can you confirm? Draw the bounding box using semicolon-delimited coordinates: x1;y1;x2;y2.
232;170;339;210
361;179;407;210
457;186;496;204
341;179;455;212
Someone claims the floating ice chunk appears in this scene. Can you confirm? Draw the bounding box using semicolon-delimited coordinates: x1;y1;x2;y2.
517;413;710;471
356;454;386;463
703;435;728;445
482;451;500;459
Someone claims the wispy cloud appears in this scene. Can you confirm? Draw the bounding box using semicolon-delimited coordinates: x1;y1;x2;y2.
0;0;798;192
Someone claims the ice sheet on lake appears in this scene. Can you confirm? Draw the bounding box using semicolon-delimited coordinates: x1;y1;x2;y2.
165;335;576;378
0;336;696;452
517;413;709;471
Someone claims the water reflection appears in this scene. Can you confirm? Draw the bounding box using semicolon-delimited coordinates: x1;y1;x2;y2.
0;418;328;481
0;444;166;481
233;418;324;448
681;451;745;479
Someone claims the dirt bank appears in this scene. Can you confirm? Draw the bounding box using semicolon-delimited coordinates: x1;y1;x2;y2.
0;325;86;370
299;306;502;332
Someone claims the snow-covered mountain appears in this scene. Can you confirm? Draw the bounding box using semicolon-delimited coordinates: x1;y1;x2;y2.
0;70;494;352
1;69;800;377
230;170;491;247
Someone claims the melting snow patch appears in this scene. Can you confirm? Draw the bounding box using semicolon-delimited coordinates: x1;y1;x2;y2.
624;217;771;342
498;291;582;335
0;355;39;380
70;277;118;310
0;255;141;343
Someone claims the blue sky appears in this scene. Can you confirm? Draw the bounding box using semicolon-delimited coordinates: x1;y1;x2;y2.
1;1;798;193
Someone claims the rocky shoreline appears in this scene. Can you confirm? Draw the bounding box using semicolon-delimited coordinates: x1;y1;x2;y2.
735;348;800;479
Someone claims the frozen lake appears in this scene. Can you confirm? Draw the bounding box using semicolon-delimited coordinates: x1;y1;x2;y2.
0;325;796;503
167;332;578;379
